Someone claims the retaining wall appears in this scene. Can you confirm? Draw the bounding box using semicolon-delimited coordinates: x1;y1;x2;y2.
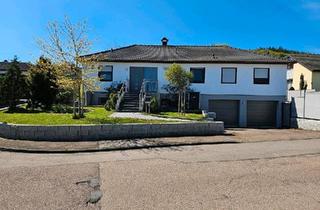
291;118;320;131
0;122;224;141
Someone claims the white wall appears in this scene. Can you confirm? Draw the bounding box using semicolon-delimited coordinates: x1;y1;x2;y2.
90;62;288;96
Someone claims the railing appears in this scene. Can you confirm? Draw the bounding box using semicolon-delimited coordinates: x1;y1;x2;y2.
139;79;158;112
115;80;128;111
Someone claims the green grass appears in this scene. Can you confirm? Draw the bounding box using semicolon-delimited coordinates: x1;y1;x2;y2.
152;112;204;121
0;106;167;125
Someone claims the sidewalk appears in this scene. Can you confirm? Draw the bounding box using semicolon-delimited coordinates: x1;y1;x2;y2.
1;129;320;153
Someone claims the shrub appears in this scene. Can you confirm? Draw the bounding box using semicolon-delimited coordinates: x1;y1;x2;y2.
150;96;159;113
105;92;118;111
52;104;74;113
56;90;73;105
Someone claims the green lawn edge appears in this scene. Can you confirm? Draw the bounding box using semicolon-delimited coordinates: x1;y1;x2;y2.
0;107;169;125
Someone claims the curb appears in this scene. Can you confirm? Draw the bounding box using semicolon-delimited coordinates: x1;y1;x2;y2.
0;140;239;154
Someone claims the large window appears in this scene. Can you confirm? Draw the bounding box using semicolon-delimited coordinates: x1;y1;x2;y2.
221;68;237;84
98;65;113;82
254;68;269;84
190;68;205;83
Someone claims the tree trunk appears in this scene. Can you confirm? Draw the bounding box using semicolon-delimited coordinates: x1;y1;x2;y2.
73;92;77;118
78;83;83;118
178;91;181;113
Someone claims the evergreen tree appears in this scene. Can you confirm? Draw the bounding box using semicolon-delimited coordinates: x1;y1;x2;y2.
0;56;27;112
28;57;58;110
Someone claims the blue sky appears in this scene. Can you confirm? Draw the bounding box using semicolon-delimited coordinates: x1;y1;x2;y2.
1;0;320;62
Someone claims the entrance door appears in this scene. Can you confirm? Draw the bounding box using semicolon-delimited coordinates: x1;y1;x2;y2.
130;67;144;93
129;67;157;93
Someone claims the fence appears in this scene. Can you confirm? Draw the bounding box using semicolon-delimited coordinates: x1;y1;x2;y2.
289;90;320;120
289;90;320;130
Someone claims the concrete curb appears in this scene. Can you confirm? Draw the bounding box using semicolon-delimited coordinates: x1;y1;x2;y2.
0;140;239;154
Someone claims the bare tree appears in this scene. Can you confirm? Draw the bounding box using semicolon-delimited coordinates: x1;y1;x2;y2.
37;17;97;118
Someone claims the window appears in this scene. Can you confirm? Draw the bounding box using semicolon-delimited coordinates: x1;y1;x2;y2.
98;66;113;82
221;68;237;84
190;68;205;83
254;68;269;84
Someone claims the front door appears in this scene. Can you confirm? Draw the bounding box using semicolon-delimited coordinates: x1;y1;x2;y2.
129;67;158;93
130;67;144;93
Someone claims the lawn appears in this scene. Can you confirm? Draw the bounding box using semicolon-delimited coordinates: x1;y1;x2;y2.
0;107;167;125
152;112;204;121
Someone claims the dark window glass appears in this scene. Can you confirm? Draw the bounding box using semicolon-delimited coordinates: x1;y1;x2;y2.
254;68;269;84
221;68;237;84
190;68;205;83
98;66;113;82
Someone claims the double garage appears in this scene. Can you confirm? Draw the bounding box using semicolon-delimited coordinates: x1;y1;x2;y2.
208;99;278;127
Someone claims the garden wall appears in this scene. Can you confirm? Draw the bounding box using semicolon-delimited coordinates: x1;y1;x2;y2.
291;118;320;131
0;122;224;141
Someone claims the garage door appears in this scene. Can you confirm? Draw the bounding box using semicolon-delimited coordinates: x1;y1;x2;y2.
209;100;239;127
247;101;277;127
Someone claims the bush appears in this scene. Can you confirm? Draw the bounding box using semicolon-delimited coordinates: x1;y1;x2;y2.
150;96;159;113
56;90;73;105
105;92;118;111
51;104;74;113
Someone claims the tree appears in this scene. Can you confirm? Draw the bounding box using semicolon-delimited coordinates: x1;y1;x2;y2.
0;76;5;105
27;57;58;110
165;63;193;113
37;17;97;118
0;56;27;112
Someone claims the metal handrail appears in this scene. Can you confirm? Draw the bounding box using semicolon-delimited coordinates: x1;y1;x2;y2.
139;79;158;112
115;81;127;111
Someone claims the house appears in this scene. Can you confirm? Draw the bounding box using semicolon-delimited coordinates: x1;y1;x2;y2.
288;54;320;91
82;38;290;128
0;60;31;75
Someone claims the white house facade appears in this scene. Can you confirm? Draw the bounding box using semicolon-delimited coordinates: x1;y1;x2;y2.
83;38;290;128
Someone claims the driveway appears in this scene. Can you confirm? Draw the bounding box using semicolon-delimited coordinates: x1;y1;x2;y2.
0;138;320;209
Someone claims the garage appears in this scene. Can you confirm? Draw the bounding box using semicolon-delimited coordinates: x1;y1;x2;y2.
247;101;277;127
209;100;239;127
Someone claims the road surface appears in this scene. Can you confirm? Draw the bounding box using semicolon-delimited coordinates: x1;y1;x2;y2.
1;139;320;209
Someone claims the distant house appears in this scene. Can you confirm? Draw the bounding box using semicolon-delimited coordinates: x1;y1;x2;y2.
0;60;31;76
82;38;291;128
288;54;320;91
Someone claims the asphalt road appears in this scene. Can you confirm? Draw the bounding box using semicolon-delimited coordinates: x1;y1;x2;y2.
1;139;320;209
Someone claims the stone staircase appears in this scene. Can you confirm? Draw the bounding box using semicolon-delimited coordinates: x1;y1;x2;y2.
119;92;140;112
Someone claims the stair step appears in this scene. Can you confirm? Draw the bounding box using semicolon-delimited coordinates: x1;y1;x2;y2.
119;92;141;112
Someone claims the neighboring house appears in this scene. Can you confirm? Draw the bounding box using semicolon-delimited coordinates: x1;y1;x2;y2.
82;38;290;128
288;54;320;91
0;60;31;76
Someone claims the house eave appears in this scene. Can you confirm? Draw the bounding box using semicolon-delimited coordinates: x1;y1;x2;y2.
95;59;289;65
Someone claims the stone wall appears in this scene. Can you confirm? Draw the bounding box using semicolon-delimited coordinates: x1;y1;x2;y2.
0;122;224;141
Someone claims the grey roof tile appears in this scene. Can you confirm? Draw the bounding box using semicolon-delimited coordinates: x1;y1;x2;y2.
290;54;320;71
82;45;289;64
0;61;31;71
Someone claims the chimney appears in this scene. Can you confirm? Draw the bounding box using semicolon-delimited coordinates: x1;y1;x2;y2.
161;37;168;46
